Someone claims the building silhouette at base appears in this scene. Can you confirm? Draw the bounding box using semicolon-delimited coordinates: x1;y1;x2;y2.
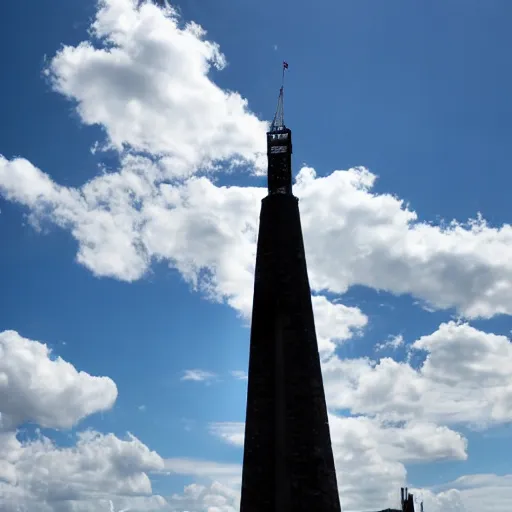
376;488;418;512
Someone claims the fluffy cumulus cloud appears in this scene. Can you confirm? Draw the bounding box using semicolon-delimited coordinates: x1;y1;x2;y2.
4;160;512;322
0;330;171;512
414;474;512;512
312;295;368;356
0;430;168;512
294;166;512;320
0;332;239;512
0;154;264;312
0;329;244;512
3;3;512;322
167;482;239;512
46;0;268;175
208;417;467;511
323;321;512;428
206;320;512;511
0;330;117;431
158;468;512;512
108;319;512;512
0;155;372;348
202;421;510;512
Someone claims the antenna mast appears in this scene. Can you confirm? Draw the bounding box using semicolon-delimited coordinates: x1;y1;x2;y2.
270;61;288;132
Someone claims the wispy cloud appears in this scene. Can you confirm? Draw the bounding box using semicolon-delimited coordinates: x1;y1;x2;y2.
209;422;245;446
181;418;196;432
164;457;241;479
181;369;217;383
375;334;404;352
230;370;248;380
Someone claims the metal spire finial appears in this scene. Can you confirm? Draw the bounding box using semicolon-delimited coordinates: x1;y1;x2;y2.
270;61;288;132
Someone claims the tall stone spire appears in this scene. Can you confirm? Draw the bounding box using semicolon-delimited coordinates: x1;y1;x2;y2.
239;65;341;511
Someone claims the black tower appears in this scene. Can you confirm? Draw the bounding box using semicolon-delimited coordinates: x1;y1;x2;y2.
240;75;341;511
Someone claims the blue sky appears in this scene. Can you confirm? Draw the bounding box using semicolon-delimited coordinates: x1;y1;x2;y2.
1;1;512;511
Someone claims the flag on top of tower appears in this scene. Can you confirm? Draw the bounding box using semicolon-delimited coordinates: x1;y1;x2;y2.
283;61;289;69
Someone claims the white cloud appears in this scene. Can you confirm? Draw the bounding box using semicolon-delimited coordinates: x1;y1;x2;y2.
330;416;467;465
3;157;512;322
375;334;404;352
181;369;217;382
157;459;243;511
0;331;171;512
0;270;507;511
0;154;264;307
203;322;512;511
0;330;117;431
415;474;512;512
209;423;245;448
0;330;241;512
230;370;248;381
312;295;368;356
163;472;512;512
0;157;370;352
295;166;512;320
208;416;467;512
0;430;166;510
323;322;512;428
7;4;512;322
167;481;238;512
46;0;267;176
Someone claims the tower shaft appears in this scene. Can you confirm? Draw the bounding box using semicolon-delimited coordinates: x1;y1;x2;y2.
240;70;341;511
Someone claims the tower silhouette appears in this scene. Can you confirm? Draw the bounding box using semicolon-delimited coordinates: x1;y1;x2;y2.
240;66;341;511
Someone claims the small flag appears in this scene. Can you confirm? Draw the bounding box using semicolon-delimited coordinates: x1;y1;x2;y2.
283;61;289;69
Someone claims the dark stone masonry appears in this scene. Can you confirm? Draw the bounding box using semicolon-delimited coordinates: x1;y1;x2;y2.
238;78;418;512
239;85;341;512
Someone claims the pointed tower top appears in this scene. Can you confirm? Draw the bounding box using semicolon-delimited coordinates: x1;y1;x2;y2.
269;62;289;133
